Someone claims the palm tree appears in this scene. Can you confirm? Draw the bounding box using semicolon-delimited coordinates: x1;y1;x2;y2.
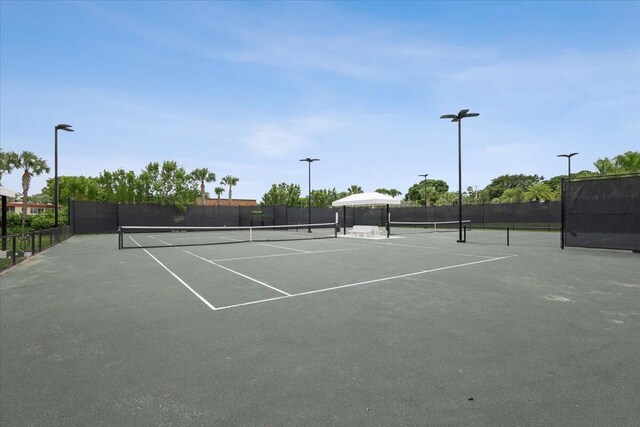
499;188;522;204
613;151;640;173
14;151;50;224
221;175;239;206
523;182;554;202
347;184;363;195
0;150;18;182
214;186;225;206
387;189;402;198
191;168;216;205
594;157;615;175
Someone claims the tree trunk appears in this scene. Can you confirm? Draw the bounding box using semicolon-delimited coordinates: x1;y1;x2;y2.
21;171;31;226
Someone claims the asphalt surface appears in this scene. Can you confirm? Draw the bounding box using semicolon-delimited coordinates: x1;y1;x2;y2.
1;232;638;426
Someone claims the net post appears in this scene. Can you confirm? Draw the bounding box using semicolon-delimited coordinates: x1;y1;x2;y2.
250;227;253;243
386;204;390;238
335;212;339;238
507;227;510;246
118;227;122;250
343;206;347;235
31;232;35;255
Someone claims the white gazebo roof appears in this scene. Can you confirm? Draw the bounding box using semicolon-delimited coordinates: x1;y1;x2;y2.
0;186;17;198
331;192;402;207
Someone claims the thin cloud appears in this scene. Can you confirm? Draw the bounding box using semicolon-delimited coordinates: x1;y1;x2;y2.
244;116;343;157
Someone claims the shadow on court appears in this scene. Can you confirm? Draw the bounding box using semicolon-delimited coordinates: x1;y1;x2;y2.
1;233;638;426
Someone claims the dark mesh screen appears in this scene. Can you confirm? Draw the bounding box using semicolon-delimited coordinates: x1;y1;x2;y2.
70;201;118;234
564;175;640;251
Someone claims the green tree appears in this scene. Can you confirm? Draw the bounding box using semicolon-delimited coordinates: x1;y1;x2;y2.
221;175;240;206
14;151;51;224
0;150;18;183
523;182;554;202
595;151;640;174
375;188;402;197
96;169;138;203
594;158;615;175
497;188;523;204
155;161;199;209
43;175;101;203
404;179;448;206
347;185;363;195
261;183;302;206
613;151;640;172
310;188;338;208
191;168;216;205
434;191;458;206
214;186;225;206
483;174;543;201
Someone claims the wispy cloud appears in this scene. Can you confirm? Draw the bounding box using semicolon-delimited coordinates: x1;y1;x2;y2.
244;115;343;157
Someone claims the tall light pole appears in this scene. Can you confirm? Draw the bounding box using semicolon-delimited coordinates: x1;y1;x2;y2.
557;153;578;181
440;109;479;243
557;152;578;200
299;158;319;232
418;173;429;209
54;124;74;227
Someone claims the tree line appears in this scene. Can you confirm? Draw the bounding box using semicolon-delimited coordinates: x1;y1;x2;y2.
262;151;640;208
1;149;638;224
0;150;240;223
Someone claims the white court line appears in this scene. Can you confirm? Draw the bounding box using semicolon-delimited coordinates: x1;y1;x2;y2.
129;236;218;311
257;242;310;253
213;254;518;311
211;247;359;262
181;249;292;296
367;241;500;259
147;234;291;297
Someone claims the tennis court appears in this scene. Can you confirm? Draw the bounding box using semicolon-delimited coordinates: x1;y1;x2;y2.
1;229;638;425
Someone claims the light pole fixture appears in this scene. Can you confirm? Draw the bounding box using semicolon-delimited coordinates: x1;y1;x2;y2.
440;109;479;243
299;158;319;232
557;152;578;202
54;124;74;227
557;152;579;180
418;173;429;209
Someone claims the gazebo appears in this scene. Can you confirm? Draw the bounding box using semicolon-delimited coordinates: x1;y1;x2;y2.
331;192;401;237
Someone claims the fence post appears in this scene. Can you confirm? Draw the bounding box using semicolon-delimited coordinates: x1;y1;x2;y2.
560;178;565;249
12;235;16;265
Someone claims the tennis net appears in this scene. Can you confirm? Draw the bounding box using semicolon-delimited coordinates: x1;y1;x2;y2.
388;220;471;235
118;222;338;249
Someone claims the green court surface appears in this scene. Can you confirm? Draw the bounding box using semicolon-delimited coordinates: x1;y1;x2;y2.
1;231;638;426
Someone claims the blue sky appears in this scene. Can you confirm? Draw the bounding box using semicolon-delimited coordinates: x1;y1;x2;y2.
1;1;638;200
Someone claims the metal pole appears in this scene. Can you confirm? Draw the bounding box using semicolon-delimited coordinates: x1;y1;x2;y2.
308;160;311;232
54;127;59;227
457;119;463;243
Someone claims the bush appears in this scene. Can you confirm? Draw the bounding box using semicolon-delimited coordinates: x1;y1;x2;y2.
1;208;68;234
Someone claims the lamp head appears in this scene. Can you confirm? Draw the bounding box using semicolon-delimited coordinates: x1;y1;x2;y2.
56;124;74;132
